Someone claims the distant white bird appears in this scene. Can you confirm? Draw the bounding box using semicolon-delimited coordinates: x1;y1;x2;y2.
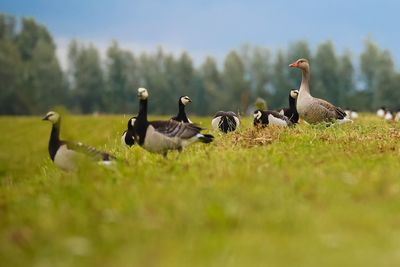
384;111;394;121
376;107;387;118
345;109;359;120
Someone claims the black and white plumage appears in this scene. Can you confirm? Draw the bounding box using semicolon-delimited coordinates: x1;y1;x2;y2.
344;109;359;120
277;89;299;124
171;96;192;123
43;111;115;171
376;107;387;118
253;109;293;127
211;111;240;133
384;110;395;121
121;117;136;147
133;88;214;155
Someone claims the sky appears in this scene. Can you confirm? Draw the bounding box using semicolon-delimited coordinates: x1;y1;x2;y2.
1;0;399;68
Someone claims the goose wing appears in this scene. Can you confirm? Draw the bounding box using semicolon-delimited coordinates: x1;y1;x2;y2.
314;98;346;119
65;141;115;161
150;120;202;139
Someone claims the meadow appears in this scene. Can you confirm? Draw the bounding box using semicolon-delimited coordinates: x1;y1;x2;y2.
1;114;400;267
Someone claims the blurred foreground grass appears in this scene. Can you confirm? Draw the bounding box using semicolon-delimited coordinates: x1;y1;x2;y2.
1;114;400;267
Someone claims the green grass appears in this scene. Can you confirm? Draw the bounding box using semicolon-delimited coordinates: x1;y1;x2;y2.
1;114;400;267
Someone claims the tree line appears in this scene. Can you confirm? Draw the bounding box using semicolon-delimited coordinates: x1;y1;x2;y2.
1;14;399;115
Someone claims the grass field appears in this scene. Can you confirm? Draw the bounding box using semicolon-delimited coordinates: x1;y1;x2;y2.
1;114;400;267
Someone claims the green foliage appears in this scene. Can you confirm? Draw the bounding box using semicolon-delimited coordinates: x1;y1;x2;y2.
1;14;400;115
255;97;267;110
1;115;400;267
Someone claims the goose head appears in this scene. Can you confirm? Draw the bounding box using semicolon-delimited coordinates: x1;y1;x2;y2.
180;96;192;106
290;89;299;99
253;110;262;120
137;88;149;100
127;116;137;129
42;111;60;124
289;58;310;71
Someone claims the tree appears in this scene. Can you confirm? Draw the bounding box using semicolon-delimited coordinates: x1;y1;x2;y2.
222;51;249;113
313;41;340;104
287;41;312;90
271;49;291;108
200;56;221;114
68;40;105;113
106;40;138;113
240;44;272;103
337;52;355;108
360;39;397;109
29;39;66;113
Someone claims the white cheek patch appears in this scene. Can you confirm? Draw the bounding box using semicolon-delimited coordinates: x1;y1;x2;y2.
254;112;262;120
131;119;136;127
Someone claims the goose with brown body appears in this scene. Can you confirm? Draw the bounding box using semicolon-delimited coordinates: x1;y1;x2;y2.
289;59;351;124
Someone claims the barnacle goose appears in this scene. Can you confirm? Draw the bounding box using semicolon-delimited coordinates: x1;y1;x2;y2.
133;88;214;156
43;111;115;171
277;89;299;124
384;110;394;121
121;117;136;147
376;107;387;118
171;96;193;123
253;109;293;127
344;109;359;120
211;111;240;133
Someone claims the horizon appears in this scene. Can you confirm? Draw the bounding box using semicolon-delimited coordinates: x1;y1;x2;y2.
1;0;399;69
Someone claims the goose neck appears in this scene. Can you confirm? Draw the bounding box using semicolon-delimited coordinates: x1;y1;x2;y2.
300;68;311;94
137;99;148;121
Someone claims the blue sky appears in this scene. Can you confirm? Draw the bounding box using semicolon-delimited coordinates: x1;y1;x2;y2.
1;0;399;67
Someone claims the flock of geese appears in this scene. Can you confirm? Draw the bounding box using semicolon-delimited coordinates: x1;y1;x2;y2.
376;107;400;121
41;58;384;171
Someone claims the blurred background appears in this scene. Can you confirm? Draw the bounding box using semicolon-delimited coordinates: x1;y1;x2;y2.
0;0;399;115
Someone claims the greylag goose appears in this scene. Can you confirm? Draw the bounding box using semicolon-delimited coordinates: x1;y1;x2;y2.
171;96;193;123
277;89;299;124
253;110;293;127
289;59;351;124
211;111;240;133
133;88;214;156
43;111;115;171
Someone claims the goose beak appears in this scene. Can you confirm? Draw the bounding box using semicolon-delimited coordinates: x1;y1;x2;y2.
289;62;298;68
42;115;49;121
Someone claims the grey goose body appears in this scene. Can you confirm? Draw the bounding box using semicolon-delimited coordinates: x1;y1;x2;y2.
43;111;115;171
211;111;240;133
253;110;293;127
133;88;213;155
289;59;351;124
